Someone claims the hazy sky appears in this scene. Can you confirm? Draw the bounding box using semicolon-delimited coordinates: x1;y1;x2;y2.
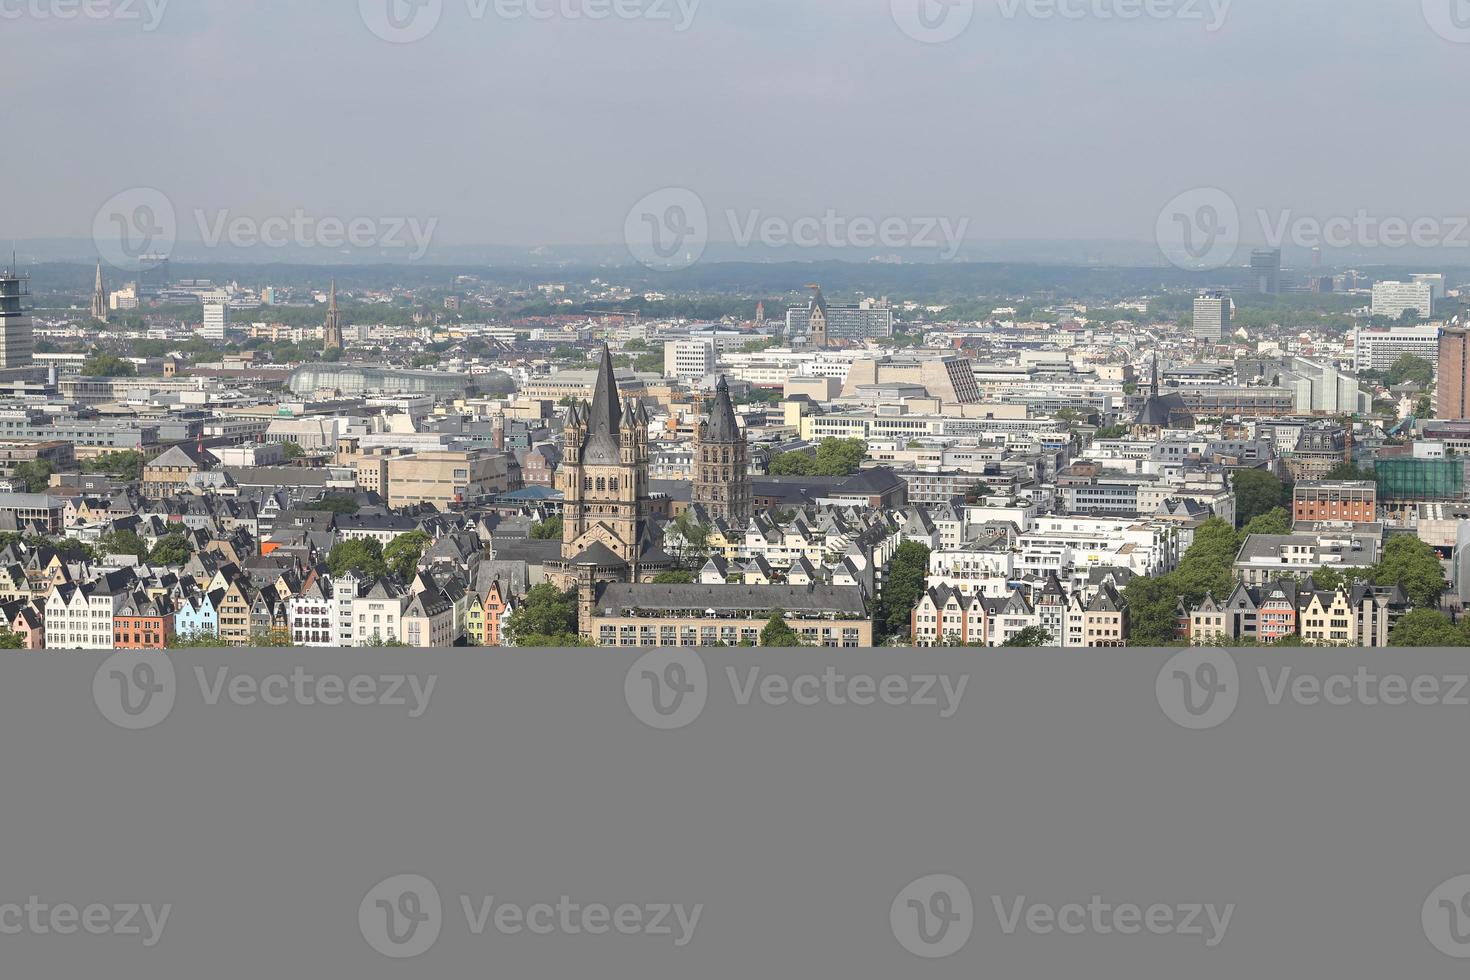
7;0;1469;256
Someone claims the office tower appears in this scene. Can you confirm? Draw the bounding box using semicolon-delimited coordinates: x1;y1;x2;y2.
1250;249;1281;294
202;303;229;341
1439;328;1470;420
323;280;344;352
785;285;892;344
1412;273;1446;303
1193;290;1230;341
1371;280;1434;320
1353;324;1442;372
0;259;34;369
90;262;108;320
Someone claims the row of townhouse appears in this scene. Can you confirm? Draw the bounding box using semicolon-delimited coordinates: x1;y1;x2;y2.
911;575;1130;647
1184;579;1410;646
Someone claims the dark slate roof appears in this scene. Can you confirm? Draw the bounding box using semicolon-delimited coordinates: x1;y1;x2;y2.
490;538;564;565
593;583;867;616
569;541;628;568
704;376;742;443
583;345;624;466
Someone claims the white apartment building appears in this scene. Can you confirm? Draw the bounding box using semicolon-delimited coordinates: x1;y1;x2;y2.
663;338;717;381
353;583;406;645
45;576;132;649
1193;291;1231;341
1371;280;1434;320
202;303;229;341
927;547;1018;597
1016;515;1179;580
1352;323;1441;372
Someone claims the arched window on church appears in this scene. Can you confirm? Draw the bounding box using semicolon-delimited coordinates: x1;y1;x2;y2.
583;477;592;491
596;477;606;491
609;478;619;492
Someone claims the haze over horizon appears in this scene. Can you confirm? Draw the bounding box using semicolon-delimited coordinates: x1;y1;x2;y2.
7;0;1469;262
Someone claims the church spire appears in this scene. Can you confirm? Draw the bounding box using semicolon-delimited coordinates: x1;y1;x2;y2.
90;261;108;320
581;344;624;464
1151;354;1160;399
323;279;343;352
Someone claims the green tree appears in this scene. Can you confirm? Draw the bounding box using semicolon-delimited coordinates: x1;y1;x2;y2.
385;530;431;581
667;511;711;568
768;452;814;476
633;352;663;374
306;496;360;515
812;438;867;476
96;529;147;561
1003;625;1053;648
652;571;694;584
963;482;994;504
148;533;193;565
1373;535;1447;608
1389;609;1468;647
327;538;387;579
0;630;24;649
878;540;931;640
11;460;53;493
1385;354;1434;387
1232;470;1284;528
169;631;225;648
760;611;802;647
1241;508;1290;537
1123;576;1186;646
81;352;137;377
81;451;144;480
529;516;564;540
282;441;306;460
506;584;581;646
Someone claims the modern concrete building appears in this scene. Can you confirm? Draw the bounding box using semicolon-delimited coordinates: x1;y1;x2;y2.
1371;280;1434;320
840;353;982;404
385;448;512;508
0;263;34;369
1192;290;1230;341
1354;323;1441;373
1292;481;1377;524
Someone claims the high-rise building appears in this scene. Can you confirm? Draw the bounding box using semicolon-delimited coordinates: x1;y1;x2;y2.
1439;327;1470;420
90;262;108;321
1250;249;1281;294
1371;280;1433;320
785;285;892;344
1413;272;1446;303
323;280;344;352
691;375;751;525
0;261;34;370
202;303;229;341
1193;290;1230;341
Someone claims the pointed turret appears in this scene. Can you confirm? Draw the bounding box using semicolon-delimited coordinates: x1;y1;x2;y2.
582;345;623;465
706;375;741;443
90;261;108;320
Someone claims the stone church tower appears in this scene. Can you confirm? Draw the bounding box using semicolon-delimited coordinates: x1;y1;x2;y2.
550;345;671;590
691;375;751;525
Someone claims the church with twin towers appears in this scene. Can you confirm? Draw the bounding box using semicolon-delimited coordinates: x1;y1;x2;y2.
547;345;751;593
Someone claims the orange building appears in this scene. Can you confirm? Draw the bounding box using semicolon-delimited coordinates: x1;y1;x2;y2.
113;594;174;649
1292;481;1377;524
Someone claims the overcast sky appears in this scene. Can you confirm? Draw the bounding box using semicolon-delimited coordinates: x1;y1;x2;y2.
7;0;1468;257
